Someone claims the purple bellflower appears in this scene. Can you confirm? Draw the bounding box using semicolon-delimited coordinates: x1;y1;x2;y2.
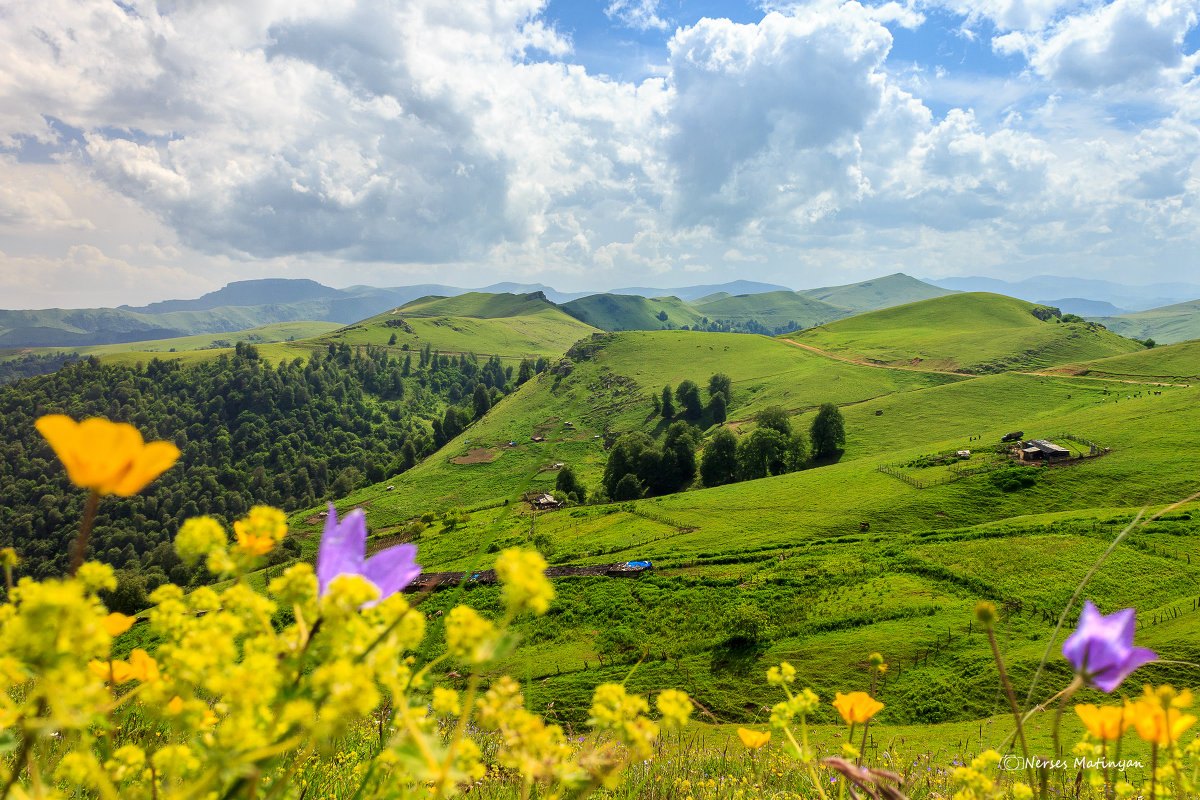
1062;600;1157;693
317;504;420;605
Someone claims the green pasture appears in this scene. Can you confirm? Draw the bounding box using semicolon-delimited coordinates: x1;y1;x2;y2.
277;318;1200;729
787;293;1143;372
0;321;340;365
1048;338;1200;382
1093;299;1200;345
320;306;598;364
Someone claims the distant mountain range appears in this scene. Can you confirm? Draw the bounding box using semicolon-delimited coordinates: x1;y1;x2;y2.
0;274;951;348
926;275;1200;313
6;271;1200;349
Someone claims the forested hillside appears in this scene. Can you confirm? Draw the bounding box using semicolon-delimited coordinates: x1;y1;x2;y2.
0;341;530;602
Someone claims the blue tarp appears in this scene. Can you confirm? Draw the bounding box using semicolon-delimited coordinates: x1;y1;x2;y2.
623;561;652;569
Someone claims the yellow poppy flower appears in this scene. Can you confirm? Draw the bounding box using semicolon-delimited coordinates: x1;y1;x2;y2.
1129;700;1196;746
89;659;135;684
1075;704;1131;741
103;612;135;637
35;415;179;496
167;696;185;715
127;649;159;683
833;692;884;725
737;727;771;749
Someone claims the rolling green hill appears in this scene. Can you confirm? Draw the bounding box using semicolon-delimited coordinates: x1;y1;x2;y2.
1090;299;1200;345
1043;338;1200;383
797;272;956;311
314;303;600;366
787;292;1144;373
689;290;848;330
281;325;1200;730
560;294;704;331
397;291;561;319
0;321;341;364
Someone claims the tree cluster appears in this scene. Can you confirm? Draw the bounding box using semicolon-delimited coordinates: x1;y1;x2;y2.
0;339;510;594
601;422;702;500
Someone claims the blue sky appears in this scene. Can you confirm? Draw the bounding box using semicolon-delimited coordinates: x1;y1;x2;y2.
1;0;1198;307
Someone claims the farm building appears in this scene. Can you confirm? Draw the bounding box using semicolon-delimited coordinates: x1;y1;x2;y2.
531;493;562;509
1018;439;1071;462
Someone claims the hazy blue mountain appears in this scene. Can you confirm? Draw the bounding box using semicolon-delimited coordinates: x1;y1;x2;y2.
605;280;792;301
798;273;955;312
121;279;339;313
1045;298;1130;316
928;275;1200;312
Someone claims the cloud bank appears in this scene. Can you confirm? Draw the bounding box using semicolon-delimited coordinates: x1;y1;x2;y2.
0;0;1197;306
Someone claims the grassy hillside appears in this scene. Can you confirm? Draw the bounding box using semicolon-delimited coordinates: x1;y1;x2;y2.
1091;299;1200;345
798;272;956;311
316;305;599;365
1044;338;1200;383
0;321;341;365
398;291;560;319
561;294;704;331
282;324;1200;731
690;290;848;330
787;292;1144;373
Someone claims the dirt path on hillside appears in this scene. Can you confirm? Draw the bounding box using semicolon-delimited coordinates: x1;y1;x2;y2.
1017;371;1193;387
779;338;971;376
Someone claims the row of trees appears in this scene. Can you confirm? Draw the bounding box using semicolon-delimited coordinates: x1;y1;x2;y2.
654;373;731;424
699;403;844;487
599;401;846;501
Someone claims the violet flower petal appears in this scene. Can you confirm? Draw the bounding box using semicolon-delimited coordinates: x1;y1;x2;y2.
1062;600;1156;693
316;505;366;596
361;543;421;605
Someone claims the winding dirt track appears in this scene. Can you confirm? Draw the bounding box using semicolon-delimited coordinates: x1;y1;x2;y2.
781;337;1194;387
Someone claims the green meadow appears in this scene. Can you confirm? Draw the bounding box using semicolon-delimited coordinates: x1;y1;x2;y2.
0;321;342;365
786;292;1143;372
272;292;1200;733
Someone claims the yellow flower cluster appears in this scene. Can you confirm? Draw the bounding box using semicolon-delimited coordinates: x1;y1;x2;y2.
233;505;288;556
493;547;555;615
588;683;662;760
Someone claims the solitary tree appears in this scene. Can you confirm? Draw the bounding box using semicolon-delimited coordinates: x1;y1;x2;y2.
810;402;846;457
661;385;675;418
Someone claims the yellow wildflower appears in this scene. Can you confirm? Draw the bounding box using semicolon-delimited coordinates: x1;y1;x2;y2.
1129;696;1196;746
1075;704;1131;741
656;688;693;728
444;605;497;664
233;506;287;556
832;691;884;725
35;415;179;496
494;548;555;615
174;517;228;564
766;662;796;686
432;687;461;717
737;728;771;749
104;612;135;637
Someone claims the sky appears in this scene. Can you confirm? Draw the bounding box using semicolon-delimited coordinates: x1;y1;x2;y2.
1;0;1198;308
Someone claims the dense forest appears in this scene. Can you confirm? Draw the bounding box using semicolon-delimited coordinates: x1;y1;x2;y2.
0;341;534;605
0;352;81;385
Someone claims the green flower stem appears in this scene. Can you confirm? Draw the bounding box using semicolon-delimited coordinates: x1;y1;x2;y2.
1051;675;1084;762
858;670;878;766
985;619;1036;789
1149;742;1159;800
69;490;100;577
